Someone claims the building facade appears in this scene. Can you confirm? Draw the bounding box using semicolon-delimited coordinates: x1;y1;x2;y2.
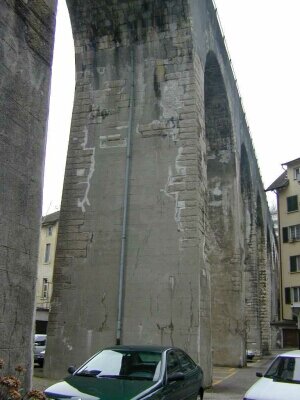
35;211;60;334
267;157;300;347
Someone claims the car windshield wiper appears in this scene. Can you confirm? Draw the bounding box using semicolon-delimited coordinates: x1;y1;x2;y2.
75;370;100;377
98;375;152;381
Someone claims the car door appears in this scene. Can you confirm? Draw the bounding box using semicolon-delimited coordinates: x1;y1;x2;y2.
175;350;201;399
159;350;186;400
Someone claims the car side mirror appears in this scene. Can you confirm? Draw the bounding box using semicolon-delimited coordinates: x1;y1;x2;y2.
256;372;263;377
68;366;76;374
168;372;185;382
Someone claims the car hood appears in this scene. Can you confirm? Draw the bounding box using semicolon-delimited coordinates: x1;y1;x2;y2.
45;376;157;400
244;377;300;400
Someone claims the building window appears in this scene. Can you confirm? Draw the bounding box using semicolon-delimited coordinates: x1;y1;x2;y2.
47;226;53;236
290;256;300;273
294;167;300;180
42;278;48;300
282;225;300;243
292;287;300;303
290;225;300;241
287;195;298;212
286;287;300;304
44;243;51;263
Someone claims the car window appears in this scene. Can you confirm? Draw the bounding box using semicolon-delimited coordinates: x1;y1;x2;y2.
35;339;46;346
76;349;162;381
166;351;181;375
138;352;161;363
34;335;47;347
265;356;300;383
294;358;300;380
176;350;196;373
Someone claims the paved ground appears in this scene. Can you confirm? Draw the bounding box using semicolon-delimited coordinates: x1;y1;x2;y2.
32;369;56;392
33;352;277;399
205;353;276;399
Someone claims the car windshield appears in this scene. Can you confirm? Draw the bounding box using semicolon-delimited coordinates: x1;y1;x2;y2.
34;339;46;346
75;349;162;381
264;356;300;383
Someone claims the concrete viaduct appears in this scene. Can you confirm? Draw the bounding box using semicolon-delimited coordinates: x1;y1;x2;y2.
0;0;278;388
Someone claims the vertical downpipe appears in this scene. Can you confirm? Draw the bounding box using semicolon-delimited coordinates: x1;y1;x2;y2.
116;47;135;345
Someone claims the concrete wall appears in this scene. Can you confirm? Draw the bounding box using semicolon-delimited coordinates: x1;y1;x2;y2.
0;0;57;389
45;0;278;385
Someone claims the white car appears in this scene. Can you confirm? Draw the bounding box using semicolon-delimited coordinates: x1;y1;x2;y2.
243;350;300;400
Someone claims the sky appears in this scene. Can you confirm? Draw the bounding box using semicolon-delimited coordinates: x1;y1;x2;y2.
42;0;300;215
42;0;74;216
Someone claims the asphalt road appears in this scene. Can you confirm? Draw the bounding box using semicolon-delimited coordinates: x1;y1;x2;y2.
33;353;277;400
205;354;276;400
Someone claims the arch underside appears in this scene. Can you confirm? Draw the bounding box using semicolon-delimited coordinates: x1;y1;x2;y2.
205;51;245;366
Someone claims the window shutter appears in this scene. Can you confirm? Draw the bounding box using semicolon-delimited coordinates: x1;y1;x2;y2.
282;227;288;243
287;196;298;212
290;256;297;272
285;287;291;304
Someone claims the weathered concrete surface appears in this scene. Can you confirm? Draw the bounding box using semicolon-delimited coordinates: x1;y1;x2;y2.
45;0;278;386
0;0;57;390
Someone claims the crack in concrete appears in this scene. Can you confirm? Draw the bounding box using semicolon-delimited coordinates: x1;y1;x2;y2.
99;292;108;332
77;126;95;213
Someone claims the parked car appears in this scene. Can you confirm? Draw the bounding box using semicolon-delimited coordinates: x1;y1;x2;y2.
243;350;300;400
45;345;204;400
34;334;47;367
246;349;255;361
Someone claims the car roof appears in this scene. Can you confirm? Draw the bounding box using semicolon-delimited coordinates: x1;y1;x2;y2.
278;350;300;358
34;334;47;340
103;345;175;353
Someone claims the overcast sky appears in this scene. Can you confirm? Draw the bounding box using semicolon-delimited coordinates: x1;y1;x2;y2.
42;0;300;215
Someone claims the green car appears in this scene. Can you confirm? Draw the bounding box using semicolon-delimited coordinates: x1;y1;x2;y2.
45;345;204;400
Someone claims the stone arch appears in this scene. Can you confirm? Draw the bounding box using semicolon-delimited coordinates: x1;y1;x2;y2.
204;51;236;244
240;145;259;352
267;228;277;323
205;51;244;366
256;192;271;354
240;144;252;241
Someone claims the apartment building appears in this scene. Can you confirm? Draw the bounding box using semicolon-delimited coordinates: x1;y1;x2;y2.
267;157;300;347
35;211;59;334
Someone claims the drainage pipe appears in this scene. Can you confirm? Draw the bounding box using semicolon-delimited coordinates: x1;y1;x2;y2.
116;47;135;345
